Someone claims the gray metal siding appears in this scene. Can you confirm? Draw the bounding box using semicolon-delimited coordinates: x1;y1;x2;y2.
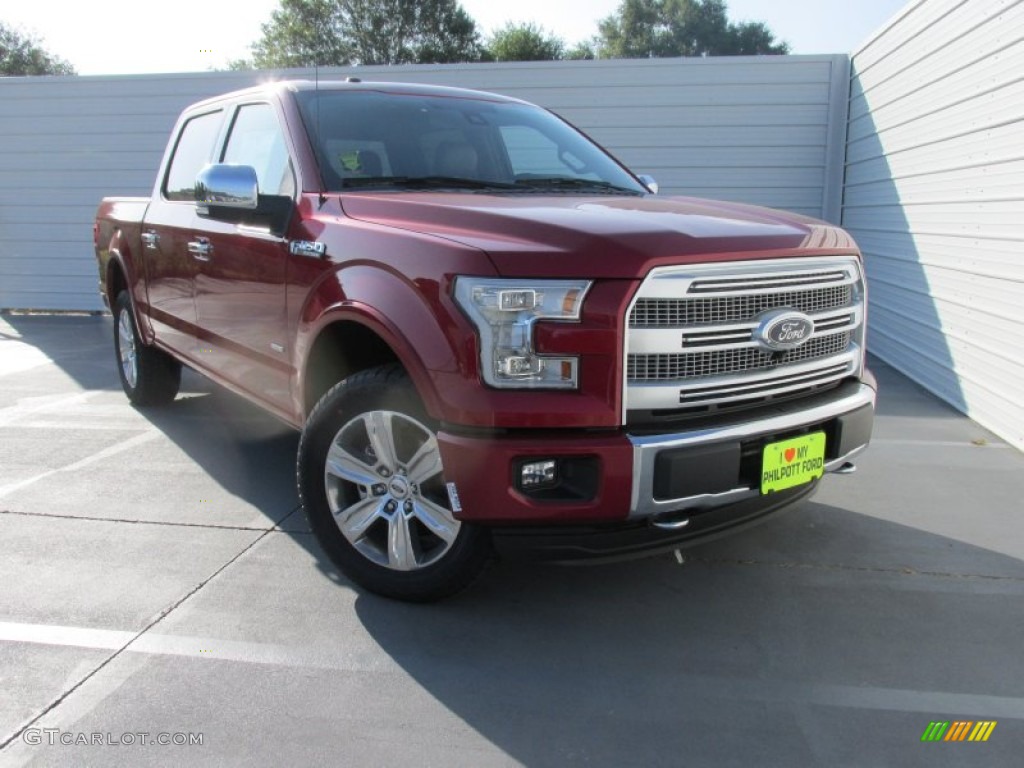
0;56;847;312
843;0;1024;450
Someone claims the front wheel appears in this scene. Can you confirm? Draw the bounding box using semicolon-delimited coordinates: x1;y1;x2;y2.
297;365;492;602
113;291;181;406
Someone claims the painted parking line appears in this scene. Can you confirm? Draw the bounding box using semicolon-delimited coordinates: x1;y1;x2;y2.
0;430;160;500
0;392;99;428
0;621;134;651
0;618;391;675
2;618;1024;718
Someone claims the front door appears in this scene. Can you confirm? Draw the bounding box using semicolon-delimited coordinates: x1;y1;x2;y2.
191;102;295;414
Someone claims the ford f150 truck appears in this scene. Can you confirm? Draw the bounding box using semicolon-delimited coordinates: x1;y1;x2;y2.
95;80;875;601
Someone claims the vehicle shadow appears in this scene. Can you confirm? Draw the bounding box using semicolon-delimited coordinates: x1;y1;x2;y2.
1;314;118;392
349;503;1024;766
1;314;312;537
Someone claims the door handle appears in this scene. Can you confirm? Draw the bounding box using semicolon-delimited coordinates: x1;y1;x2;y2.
187;239;212;261
141;231;159;250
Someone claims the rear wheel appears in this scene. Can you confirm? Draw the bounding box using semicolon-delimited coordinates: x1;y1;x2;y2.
113;291;181;406
298;364;491;601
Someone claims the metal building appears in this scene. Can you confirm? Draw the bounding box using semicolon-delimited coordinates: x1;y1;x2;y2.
843;0;1024;450
0;56;849;311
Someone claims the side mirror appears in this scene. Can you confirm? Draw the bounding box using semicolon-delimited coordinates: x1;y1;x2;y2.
195;164;258;210
195;164;293;235
637;174;659;195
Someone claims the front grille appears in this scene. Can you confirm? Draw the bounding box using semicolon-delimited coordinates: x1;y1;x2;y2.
631;285;852;327
624;257;865;417
628;332;850;381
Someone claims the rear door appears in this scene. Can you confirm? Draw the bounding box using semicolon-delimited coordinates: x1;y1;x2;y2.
192;102;294;414
141;109;225;356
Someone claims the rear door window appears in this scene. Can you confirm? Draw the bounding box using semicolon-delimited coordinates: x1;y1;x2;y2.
164;111;223;201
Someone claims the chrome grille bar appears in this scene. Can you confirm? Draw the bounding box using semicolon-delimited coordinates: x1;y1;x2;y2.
688;270;850;293
677;362;852;403
631;284;853;326
628;332;851;380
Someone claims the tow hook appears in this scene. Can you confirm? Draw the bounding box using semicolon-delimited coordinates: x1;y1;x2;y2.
651;514;690;531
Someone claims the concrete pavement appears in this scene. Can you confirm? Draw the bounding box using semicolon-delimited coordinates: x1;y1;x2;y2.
1;314;1022;767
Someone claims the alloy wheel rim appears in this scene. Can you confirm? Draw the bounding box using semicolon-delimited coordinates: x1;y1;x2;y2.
323;410;460;571
117;310;138;389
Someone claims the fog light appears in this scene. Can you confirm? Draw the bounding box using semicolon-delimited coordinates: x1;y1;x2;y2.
521;460;557;489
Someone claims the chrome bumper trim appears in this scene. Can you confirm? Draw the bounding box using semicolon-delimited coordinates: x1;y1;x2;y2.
628;381;876;518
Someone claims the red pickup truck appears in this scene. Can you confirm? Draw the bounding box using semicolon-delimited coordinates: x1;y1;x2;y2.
95;80;874;601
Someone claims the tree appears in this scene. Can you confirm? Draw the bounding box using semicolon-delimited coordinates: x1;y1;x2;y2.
251;0;351;68
486;22;564;62
565;40;597;61
0;22;75;75
596;0;788;59
250;0;483;68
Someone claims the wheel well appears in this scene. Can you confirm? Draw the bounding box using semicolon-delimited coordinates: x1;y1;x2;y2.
107;260;127;307
304;321;401;415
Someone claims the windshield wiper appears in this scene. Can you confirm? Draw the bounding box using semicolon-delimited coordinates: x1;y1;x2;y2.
513;177;643;195
339;176;520;191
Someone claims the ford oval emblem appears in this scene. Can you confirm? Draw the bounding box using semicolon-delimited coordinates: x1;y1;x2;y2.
756;310;814;351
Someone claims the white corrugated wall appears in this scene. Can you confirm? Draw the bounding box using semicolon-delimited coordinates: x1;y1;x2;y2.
842;0;1024;450
0;55;849;312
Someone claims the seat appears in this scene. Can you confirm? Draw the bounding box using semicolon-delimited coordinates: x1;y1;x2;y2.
433;141;479;178
357;150;383;176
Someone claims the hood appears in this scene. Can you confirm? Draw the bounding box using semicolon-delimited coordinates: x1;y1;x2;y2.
339;193;856;278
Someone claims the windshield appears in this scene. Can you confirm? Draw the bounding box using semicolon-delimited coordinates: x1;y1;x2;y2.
295;89;647;195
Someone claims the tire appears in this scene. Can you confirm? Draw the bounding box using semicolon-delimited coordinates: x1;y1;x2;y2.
298;364;492;602
113;291;181;406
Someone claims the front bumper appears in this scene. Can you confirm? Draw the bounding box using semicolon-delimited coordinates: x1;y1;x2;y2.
628;378;875;520
436;374;875;538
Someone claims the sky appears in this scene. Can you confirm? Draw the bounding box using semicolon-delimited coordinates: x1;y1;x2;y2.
1;0;910;76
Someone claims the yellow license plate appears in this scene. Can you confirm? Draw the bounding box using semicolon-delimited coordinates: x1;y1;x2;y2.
761;432;826;494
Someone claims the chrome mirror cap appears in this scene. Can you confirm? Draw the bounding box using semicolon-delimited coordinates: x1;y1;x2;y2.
195;164;259;209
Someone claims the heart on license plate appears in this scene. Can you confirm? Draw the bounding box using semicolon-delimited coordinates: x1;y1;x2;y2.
761;432;826;494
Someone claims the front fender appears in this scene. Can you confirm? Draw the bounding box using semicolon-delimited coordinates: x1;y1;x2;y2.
295;263;474;422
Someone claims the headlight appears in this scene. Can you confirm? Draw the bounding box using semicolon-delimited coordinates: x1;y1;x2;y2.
454;277;592;389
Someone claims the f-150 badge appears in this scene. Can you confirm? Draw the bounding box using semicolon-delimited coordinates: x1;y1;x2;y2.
288;240;326;258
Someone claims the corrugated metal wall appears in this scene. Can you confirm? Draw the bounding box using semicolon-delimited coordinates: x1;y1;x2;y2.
0;55;849;312
843;0;1024;450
